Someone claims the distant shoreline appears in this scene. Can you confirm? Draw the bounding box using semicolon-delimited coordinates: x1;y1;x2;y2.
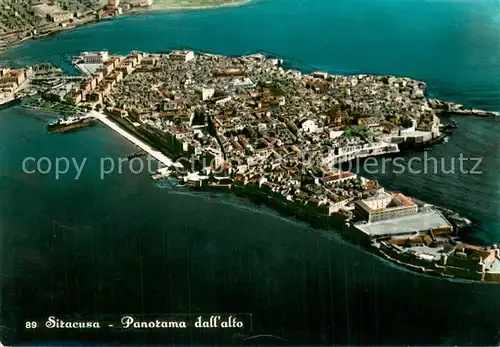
0;0;254;55
148;0;253;12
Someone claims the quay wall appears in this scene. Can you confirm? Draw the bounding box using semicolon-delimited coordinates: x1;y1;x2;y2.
194;182;349;232
90;110;183;168
87;108;500;284
379;242;440;269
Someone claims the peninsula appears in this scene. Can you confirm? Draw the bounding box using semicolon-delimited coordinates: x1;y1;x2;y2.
4;49;500;283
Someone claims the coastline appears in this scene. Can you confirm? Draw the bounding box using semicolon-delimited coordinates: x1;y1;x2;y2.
0;0;255;55
83;107;492;283
148;0;254;12
88;110;183;169
8;86;499;284
5;46;499;283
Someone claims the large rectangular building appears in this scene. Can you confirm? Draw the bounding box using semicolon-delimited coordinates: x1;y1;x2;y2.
47;11;73;23
353;209;452;240
0;69;26;86
355;191;418;223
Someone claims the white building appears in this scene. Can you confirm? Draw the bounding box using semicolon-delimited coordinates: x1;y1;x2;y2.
200;87;215;101
301;119;317;133
170;50;195;62
325;141;399;166
399;126;416;135
230;77;256;89
215;96;232;105
47;11;73;22
329;130;344;139
80;51;109;64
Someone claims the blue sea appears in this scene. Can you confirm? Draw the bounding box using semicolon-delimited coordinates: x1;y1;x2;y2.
1;0;500;344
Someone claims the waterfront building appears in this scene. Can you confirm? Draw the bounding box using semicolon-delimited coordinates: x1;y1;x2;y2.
353;209;451;241
355;191;418;223
0;82;18;93
169;50;195;62
80;51;109;64
0;91;14;99
0;69;25;86
387;129;433;145
47;11;73;23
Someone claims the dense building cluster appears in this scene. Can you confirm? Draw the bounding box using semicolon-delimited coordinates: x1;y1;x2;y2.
0;0;157;50
107;52;500;281
43;50;446;216
105;51;440;173
28;50;500;282
0;0;100;47
58;50;442;217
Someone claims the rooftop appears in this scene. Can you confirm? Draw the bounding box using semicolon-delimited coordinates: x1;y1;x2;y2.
354;209;452;237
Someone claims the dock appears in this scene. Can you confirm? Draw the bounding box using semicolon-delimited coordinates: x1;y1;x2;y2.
88;110;182;169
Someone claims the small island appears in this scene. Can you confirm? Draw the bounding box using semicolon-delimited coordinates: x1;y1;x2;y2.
2;49;500;283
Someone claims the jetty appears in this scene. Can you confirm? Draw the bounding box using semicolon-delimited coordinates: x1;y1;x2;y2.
88;110;182;168
429;99;500;117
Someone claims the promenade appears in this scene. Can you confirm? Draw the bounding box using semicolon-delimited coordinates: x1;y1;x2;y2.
88;110;182;168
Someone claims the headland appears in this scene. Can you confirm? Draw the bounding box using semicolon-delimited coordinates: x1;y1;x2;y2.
3;49;500;283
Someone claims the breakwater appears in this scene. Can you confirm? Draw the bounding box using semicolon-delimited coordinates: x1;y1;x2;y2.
89;110;183;169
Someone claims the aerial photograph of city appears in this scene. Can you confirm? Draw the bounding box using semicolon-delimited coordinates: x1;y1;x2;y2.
0;0;500;345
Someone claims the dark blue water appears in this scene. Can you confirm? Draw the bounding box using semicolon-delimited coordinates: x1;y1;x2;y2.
1;0;500;344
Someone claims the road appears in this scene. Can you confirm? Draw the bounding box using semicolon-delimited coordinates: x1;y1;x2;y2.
88;110;183;169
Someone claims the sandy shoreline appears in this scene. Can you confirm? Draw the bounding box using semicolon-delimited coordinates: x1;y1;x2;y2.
148;0;253;12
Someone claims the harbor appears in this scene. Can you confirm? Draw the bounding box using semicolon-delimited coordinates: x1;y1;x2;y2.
88;110;183;170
